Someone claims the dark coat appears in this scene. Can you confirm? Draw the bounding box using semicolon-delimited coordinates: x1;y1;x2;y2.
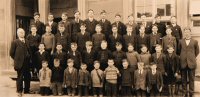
178;39;199;69
154;22;166;37
45;22;58;35
71;19;84;42
135;34;149;53
81;49;97;71
170;24;183;42
30;21;45;36
151;53;167;74
51;66;64;82
120;68;134;86
147;70;163;90
99;19;112;40
34;51;50;69
67;51;82;69
59;20;71;37
135;22;152;35
149;33;162;53
84;18;98;36
63;67;78;88
52;51;67;69
76;32;91;52
78;70;91;86
112;21;126;36
165;53;180;77
55;32;71;52
10;39;31;70
108;34;123;51
123;34;137;51
112;51;127;69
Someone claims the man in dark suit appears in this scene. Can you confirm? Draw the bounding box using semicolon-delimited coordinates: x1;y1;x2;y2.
46;13;58;35
59;12;72;38
178;27;199;97
99;10;112;41
126;14;137;36
10;28;31;97
30;12;45;37
84;9;98;37
112;13;126;36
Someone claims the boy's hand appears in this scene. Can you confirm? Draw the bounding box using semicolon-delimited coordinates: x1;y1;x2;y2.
147;87;150;93
174;73;178;77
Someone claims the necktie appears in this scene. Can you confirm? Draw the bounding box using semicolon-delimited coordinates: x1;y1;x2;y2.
43;68;46;80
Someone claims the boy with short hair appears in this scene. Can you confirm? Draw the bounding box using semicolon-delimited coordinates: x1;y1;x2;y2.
104;58;120;96
120;59;133;96
52;43;67;69
147;63;163;96
59;12;71;37
91;61;104;97
112;13;126;36
112;42;126;70
41;24;55;55
134;62;147;97
108;25;123;52
55;22;71;52
76;23;91;53
63;59;78;97
162;27;177;54
71;10;84;42
51;58;64;96
67;42;82;69
35;43;50;73
97;40;112;70
30;12;45;36
78;63;91;96
92;24;106;51
123;24;136;52
82;41;97;72
39;60;52;96
46;13;58;35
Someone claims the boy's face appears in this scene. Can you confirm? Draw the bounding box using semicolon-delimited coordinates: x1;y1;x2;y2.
115;16;121;22
152;26;158;33
166;29;172;35
116;45;122;51
42;62;48;68
48;15;54;21
139;27;145;34
68;62;74;67
61;14;67;20
88;10;94;18
101;13;106;19
101;42;107;49
56;45;63;51
94;63;100;69
54;60;60;67
141;46;147;53
155;46;162;53
46;26;52;32
74;12;80;19
81;65;87;70
126;27;133;33
155;17;161;23
128;45;134;52
122;61;129;68
138;63;144;70
31;27;37;33
112;27;118;33
58;26;65;33
34;15;40;21
167;47;174;54
80;26;86;31
39;44;45;50
108;60;114;67
71;45;77;51
95;26;102;32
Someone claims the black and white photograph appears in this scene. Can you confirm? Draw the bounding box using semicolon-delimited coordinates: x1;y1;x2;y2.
0;0;200;97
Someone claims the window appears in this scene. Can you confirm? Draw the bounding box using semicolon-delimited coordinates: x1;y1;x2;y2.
134;0;176;21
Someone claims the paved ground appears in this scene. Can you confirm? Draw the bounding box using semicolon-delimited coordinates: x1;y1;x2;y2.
1;73;200;97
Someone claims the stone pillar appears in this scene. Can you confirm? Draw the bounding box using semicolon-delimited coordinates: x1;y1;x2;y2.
38;0;50;24
122;0;133;23
177;0;189;28
78;0;87;20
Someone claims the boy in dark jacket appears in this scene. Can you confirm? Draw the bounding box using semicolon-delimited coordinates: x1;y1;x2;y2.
78;63;91;96
51;58;64;96
63;59;78;97
120;59;133;96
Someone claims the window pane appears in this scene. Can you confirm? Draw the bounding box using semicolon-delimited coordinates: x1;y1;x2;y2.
156;0;175;16
136;0;153;18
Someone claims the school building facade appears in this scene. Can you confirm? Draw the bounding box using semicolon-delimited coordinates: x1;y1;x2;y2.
0;0;200;74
